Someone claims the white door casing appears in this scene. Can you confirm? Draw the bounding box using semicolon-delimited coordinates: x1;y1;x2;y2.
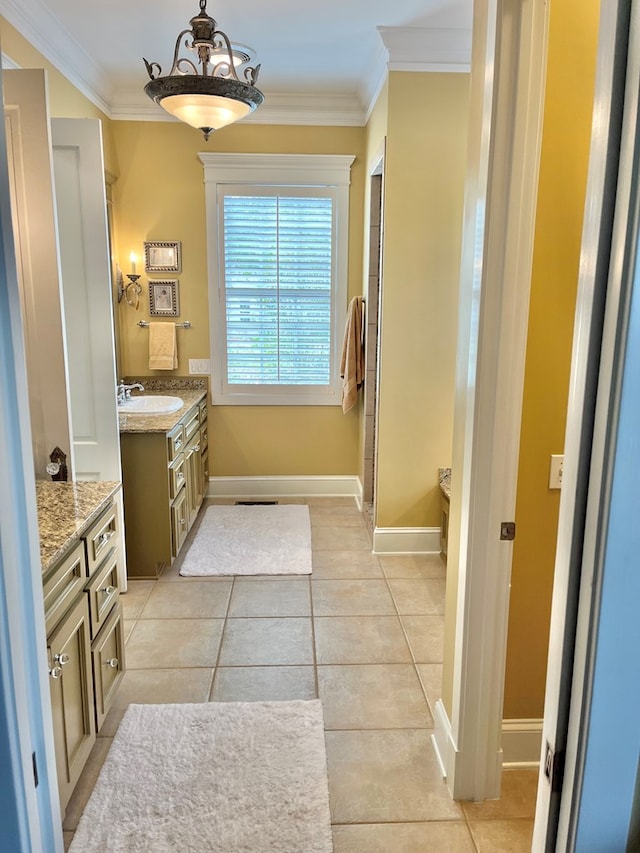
533;1;640;848
434;0;549;800
0;63;63;852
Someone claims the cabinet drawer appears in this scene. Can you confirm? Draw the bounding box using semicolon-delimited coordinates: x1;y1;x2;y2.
43;541;87;636
167;423;185;461
169;453;186;499
86;550;120;639
199;398;207;422
184;407;200;442
85;502;118;577
171;487;188;557
200;418;209;452
92;601;125;732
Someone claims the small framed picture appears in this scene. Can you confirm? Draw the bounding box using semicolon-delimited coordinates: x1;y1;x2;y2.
144;240;182;273
149;280;179;316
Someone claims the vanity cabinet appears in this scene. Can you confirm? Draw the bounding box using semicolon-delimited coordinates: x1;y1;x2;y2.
121;396;207;578
43;492;126;814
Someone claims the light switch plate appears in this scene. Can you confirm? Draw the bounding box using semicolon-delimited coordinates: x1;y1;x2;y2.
189;358;210;375
549;454;564;489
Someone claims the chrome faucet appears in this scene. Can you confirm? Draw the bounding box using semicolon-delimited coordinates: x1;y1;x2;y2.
117;381;145;405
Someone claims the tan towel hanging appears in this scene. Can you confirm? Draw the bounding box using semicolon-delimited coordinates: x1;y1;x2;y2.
340;296;365;414
148;322;178;370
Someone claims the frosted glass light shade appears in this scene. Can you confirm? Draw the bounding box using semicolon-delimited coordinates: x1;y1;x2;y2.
145;75;264;138
160;94;252;131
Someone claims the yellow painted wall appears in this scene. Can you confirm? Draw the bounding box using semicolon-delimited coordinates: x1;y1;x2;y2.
0;18;117;174
112;120;365;477
375;71;468;528
503;0;600;719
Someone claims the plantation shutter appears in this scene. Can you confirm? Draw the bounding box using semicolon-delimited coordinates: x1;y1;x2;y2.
222;191;335;386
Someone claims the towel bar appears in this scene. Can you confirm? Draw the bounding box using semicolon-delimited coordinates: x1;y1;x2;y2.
137;320;191;328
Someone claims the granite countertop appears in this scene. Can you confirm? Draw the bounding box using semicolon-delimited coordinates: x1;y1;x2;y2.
117;379;208;434
36;480;120;573
439;467;451;500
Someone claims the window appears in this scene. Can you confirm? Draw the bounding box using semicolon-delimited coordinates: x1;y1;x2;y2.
200;153;355;405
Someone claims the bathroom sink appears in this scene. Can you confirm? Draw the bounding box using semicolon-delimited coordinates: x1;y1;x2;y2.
118;395;183;414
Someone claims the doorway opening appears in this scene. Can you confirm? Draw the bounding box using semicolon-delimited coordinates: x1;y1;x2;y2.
362;164;384;533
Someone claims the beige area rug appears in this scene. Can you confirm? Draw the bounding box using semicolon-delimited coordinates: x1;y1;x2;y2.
69;700;333;852
179;504;312;576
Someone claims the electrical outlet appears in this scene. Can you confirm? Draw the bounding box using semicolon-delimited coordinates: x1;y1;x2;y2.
549;454;564;489
189;358;210;375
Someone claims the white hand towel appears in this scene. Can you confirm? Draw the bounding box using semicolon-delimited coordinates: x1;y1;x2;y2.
148;322;178;370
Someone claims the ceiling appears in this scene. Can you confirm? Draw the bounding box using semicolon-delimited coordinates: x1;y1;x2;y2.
1;0;472;125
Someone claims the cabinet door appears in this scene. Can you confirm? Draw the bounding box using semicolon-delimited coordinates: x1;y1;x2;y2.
92;602;125;732
185;431;203;530
201;446;209;503
47;595;96;813
171;487;188;557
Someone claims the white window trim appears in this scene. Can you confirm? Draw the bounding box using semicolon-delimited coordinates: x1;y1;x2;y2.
199;152;355;405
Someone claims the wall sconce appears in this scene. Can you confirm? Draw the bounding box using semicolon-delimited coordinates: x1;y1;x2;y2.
117;255;143;308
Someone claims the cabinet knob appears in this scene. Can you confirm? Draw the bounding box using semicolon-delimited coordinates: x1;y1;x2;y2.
98;530;114;546
179;517;186;528
105;658;119;669
54;652;70;667
49;666;63;679
101;585;117;595
193;444;200;453
177;472;185;482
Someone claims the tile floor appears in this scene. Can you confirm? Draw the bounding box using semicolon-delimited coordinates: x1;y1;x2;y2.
62;497;536;851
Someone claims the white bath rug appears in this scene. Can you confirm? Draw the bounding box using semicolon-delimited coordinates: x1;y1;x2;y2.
179;504;312;576
69;700;333;853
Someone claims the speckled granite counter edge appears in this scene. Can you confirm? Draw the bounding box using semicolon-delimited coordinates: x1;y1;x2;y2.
37;480;120;573
439;467;451;501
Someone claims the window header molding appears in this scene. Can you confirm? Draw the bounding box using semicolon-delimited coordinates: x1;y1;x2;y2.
198;152;356;186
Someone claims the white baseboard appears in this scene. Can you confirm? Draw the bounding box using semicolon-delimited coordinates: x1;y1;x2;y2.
501;718;543;768
434;699;541;799
206;475;362;501
373;526;440;554
432;698;457;788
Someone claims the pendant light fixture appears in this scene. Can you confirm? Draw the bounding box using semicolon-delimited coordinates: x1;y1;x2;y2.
143;0;264;140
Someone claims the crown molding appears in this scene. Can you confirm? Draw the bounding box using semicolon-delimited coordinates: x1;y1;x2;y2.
110;89;367;127
1;52;20;70
0;0;112;115
1;2;470;128
377;26;472;72
363;26;471;123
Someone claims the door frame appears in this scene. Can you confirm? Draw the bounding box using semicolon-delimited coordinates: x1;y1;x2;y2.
0;66;63;852
533;0;640;847
433;0;549;799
